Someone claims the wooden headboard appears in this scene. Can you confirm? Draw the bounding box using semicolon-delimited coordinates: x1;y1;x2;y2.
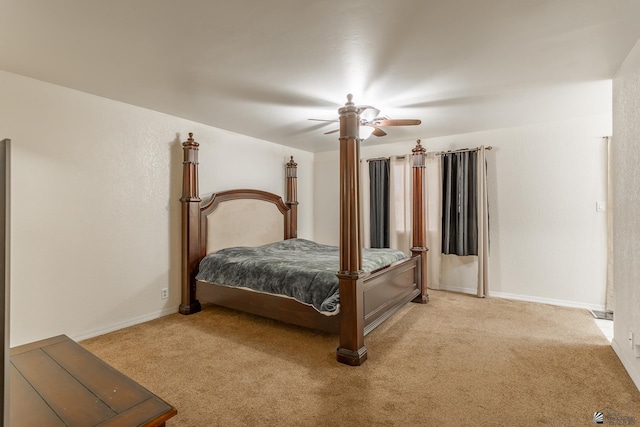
199;189;292;256
179;133;298;314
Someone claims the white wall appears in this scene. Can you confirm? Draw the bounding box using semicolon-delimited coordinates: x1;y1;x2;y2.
612;38;640;390
315;114;610;310
0;70;313;346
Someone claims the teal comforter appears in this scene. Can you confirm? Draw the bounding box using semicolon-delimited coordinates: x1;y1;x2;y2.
195;238;408;314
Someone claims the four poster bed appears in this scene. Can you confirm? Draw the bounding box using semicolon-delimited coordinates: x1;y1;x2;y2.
179;95;429;365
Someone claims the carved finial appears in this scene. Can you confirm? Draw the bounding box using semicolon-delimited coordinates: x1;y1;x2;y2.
286;155;298;168
183;132;199;147
412;139;425;154
345;93;354;106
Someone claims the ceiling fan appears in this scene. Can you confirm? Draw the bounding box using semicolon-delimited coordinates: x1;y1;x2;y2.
309;104;421;137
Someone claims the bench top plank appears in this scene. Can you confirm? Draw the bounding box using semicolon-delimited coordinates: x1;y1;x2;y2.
10;335;176;427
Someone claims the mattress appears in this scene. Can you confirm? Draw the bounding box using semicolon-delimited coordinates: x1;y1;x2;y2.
195;238;408;313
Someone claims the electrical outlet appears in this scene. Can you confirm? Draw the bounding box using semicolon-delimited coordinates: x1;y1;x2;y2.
161;288;169;300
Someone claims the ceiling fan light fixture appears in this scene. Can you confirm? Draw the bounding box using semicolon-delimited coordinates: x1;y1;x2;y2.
359;106;380;122
359;125;375;139
310;96;421;141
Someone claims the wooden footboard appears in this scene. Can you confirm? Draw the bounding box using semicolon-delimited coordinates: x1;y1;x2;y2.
363;256;421;335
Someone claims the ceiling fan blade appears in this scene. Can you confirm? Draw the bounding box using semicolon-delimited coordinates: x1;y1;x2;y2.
323;128;340;135
371;127;387;137
374;119;421;126
308;118;339;122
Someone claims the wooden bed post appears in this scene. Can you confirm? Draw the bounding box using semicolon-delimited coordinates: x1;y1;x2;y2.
285;156;298;239
179;133;203;315
411;140;429;304
336;94;367;366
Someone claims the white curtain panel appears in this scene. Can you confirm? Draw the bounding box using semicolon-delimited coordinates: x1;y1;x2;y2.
360;160;371;249
390;156;412;255
425;154;442;289
476;146;490;297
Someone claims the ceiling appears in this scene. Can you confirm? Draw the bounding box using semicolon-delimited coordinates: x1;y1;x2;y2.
2;0;640;152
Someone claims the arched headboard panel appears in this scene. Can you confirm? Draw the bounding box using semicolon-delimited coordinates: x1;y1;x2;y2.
199;189;292;257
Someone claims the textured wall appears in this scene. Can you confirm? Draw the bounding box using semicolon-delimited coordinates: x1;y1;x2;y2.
612;38;640;389
0;70;314;346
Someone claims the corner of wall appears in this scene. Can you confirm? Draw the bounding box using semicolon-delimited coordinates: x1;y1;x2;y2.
611;338;640;392
612;35;640;393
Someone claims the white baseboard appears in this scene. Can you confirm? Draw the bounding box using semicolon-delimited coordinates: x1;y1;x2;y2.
436;285;606;311
611;338;640;392
490;290;606;312
72;306;179;342
435;285;477;296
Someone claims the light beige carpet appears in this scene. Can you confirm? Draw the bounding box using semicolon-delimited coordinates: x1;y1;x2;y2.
81;290;640;426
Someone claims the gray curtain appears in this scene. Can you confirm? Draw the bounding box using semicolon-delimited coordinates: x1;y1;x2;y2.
369;159;390;248
441;151;478;255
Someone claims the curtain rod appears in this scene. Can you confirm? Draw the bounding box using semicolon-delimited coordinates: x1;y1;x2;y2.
430;146;493;156
364;147;491;161
363;155;407;162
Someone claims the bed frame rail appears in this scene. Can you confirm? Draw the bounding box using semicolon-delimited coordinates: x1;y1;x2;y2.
363;256;421;335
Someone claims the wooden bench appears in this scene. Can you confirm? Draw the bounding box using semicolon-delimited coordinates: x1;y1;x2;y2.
10;334;176;426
